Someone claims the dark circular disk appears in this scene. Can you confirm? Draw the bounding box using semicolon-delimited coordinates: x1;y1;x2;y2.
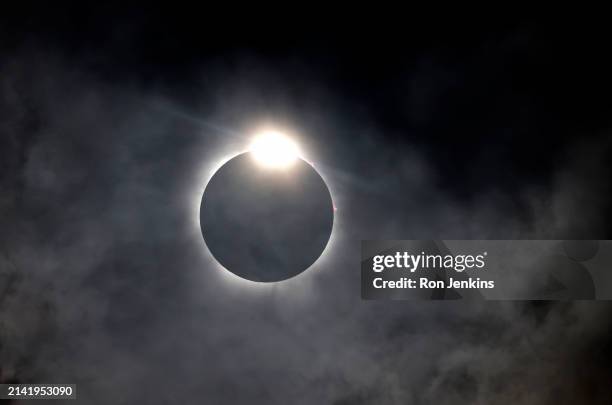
200;152;334;282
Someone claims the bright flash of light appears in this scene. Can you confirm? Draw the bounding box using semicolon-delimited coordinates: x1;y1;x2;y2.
249;131;300;168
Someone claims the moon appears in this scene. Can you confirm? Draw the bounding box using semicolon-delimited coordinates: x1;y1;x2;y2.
200;151;334;282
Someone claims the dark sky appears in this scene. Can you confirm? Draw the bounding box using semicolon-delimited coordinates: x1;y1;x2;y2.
1;7;612;404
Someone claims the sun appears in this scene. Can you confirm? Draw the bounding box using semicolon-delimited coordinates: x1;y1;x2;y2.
249;131;300;169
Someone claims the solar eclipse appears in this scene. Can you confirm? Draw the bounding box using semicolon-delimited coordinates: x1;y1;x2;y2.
200;132;334;282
